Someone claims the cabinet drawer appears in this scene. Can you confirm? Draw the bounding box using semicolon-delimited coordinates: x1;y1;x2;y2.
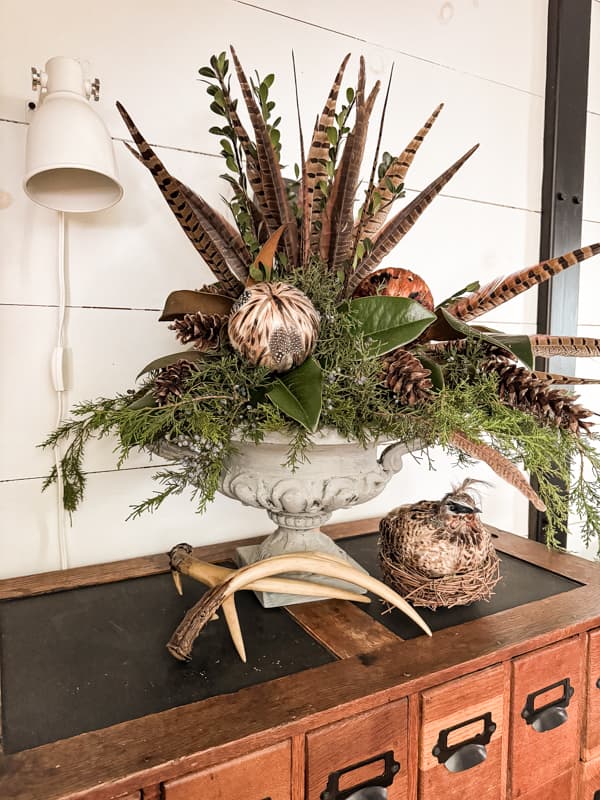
306;699;408;800
580;758;600;800
585;629;600;761
419;663;507;800
510;636;583;797
514;769;575;800
162;741;291;800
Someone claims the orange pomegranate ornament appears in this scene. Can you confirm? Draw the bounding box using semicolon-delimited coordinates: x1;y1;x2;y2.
353;267;435;311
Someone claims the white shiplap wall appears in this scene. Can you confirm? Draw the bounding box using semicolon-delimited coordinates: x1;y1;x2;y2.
0;0;551;578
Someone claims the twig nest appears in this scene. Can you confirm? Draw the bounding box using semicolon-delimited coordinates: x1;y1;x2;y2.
228;282;320;372
353;267;435;311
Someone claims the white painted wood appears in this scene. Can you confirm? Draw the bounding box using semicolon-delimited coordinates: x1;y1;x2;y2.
237;0;548;97
1;1;543;209
584;112;600;223
0;479;61;578
588;1;600;115
0;1;547;576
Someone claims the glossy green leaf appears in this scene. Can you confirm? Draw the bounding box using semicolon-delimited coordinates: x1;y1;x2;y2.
418;355;445;391
266;357;323;431
439;308;534;369
128;392;158;409
348;296;437;357
136;350;207;380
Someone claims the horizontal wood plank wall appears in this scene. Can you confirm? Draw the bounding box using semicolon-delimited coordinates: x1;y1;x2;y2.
0;0;547;578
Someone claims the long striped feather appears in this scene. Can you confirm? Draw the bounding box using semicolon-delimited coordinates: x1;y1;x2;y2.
532;371;600;385
303;54;351;261
230;47;299;267
116;102;246;297
450;431;546;511
355;103;444;247
447;244;600;322
321;61;381;271
346;144;479;296
530;335;600;358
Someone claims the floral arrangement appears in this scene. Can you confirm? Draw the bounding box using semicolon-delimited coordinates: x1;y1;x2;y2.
43;49;600;550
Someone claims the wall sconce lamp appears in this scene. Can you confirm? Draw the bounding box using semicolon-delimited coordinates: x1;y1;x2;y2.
24;56;123;213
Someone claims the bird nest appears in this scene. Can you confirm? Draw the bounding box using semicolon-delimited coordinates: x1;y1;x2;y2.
378;540;502;611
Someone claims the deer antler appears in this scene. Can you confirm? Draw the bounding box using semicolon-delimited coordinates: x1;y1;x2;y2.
168;545;373;662
167;548;432;662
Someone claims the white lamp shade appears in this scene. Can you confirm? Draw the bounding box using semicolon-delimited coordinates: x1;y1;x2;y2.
24;57;123;213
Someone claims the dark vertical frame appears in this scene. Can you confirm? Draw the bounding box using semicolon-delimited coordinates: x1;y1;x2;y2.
529;0;592;544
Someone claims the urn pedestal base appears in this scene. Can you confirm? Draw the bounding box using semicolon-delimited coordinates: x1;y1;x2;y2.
235;524;368;608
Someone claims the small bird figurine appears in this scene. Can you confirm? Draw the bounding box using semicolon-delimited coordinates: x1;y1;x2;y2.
379;479;492;578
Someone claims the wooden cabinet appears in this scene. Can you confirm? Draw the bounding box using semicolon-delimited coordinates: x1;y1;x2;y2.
306;699;409;800
162;741;292;800
514;769;576;800
418;664;507;800
2;520;600;800
580;758;600;800
509;636;583;797
585;629;600;761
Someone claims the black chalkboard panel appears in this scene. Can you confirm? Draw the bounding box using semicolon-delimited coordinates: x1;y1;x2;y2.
340;533;581;639
0;570;334;754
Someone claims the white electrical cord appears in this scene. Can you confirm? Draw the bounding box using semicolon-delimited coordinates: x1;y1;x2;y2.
53;210;69;569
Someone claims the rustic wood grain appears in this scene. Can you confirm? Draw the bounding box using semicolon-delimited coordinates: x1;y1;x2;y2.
516;768;576;800
0;518;381;600
290;735;305;800
510;635;584;797
407;694;420;800
579;756;600;800
285;597;401;658
2;583;600;800
418;663;506;799
162;740;291;800
140;787;160;800
584;628;600;761
306;699;408;800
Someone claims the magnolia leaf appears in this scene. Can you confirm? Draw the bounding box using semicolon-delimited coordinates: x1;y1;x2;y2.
348;296;436;357
266;357;323;431
418;355;445;390
439;308;534;369
435;280;481;310
136;350;207;380
128;392;158;409
247;224;288;285
159;290;233;322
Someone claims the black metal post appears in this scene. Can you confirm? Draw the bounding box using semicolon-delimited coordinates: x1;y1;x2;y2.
529;0;592;544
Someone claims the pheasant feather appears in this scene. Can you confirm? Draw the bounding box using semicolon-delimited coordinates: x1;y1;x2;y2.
116;102;246;297
230;47;299;266
532;372;600;385
355;103;444;246
346;144;479;296
447;244;600;322
303;54;351;262
321;60;381;272
530;335;600;358
450;431;546;511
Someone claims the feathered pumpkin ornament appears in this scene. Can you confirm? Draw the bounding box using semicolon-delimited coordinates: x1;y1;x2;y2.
115;47;600;513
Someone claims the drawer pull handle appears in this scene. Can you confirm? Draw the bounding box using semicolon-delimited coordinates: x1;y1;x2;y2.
432;711;496;773
521;677;574;733
321;750;400;800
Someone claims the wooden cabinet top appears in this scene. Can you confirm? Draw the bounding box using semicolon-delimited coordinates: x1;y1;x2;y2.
1;518;599;800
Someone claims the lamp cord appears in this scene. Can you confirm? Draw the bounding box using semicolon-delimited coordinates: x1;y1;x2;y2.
53;210;69;569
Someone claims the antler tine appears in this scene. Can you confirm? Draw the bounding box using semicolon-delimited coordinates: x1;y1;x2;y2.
169;543;371;603
167;553;431;662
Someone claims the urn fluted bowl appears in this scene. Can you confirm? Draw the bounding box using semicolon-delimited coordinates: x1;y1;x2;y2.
159;429;409;607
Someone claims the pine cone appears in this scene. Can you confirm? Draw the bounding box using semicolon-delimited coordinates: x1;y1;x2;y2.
486;359;594;434
154;360;196;406
381;349;433;406
169;313;227;351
